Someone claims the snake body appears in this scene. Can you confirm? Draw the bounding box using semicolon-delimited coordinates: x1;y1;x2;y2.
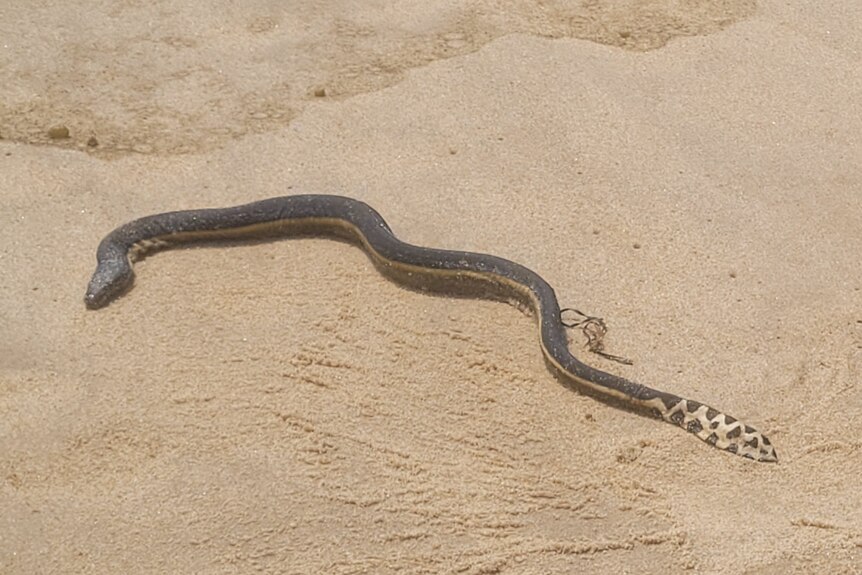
85;195;777;462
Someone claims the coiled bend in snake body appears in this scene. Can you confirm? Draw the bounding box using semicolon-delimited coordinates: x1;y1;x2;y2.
85;194;777;462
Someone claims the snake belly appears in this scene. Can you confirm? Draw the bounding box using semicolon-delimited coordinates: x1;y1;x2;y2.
85;194;777;462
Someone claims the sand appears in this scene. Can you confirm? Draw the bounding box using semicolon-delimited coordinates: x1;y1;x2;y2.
1;1;860;573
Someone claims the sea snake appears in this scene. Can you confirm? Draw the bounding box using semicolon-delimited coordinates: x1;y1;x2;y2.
85;194;777;462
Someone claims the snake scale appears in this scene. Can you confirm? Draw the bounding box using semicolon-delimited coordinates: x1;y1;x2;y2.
85;194;777;462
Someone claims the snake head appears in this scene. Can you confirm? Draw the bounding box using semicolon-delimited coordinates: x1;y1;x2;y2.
85;257;134;309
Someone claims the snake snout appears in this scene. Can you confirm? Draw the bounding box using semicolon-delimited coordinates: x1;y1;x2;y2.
85;258;134;309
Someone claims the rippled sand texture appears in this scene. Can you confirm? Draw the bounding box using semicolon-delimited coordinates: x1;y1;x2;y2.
1;1;860;573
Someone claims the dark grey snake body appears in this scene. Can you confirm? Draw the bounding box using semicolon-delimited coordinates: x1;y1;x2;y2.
85;195;777;462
